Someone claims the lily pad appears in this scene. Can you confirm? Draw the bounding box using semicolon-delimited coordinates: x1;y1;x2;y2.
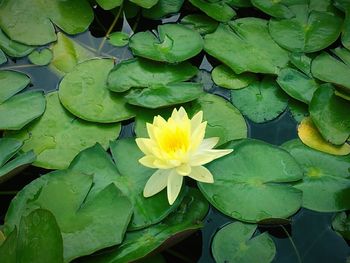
142;0;185;20
251;0;296;19
70;141;183;230
0;70;30;104
81;188;209;263
59;58;135;123
0;90;46;130
277;67;319;104
189;0;236;22
231;76;289;123
311;48;350;92
212;64;257;90
333;0;350;49
5;92;121;169
288;99;309;123
49;32;95;76
96;0;123;10
212;222;276;263
289;52;313;77
130;0;159;8
125;82;203;109
108;32;129;47
204;18;290;74
0;0;94;45
309;84;350;145
28;48;53;66
0;29;34;58
129;24;203;63
181;14;219;35
0;209;64;263
107;58;198;92
269;3;342;53
332;212;350;240
4;169;133;262
0;49;6;65
283;139;350;212
297;117;350;155
198;139;303;223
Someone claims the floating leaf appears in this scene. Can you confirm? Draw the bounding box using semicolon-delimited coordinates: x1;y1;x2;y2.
96;0;123;10
309;84;350;145
311;48;350;92
283;139;350;212
332;212;350;240
0;29;34;58
0;49;6;65
189;0;236;22
277;67;319;104
28;48;53;66
298;117;350;155
129;24;203;63
0;0;94;45
231;76;289;123
125;82;203;109
288;99;309;123
108;32;129;47
5;92;121;169
0;209;64;263
130;0;159;8
142;0;185;20
204;18;289;74
59;58;135;123
251;0;295;18
229;0;252;7
4;169;133;262
0;70;30;104
199;139;303;223
289;52;313;77
181;14;219;35
269;3;342;53
82;188;209;263
212;222;276;263
212;64;257;90
107;58;198;92
334;0;350;50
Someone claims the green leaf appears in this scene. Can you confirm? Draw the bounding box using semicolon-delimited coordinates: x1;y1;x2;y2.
49;32;95;76
334;0;350;50
59;58;135;123
199;139;303;223
0;29;34;58
189;0;236;22
181;14;219;35
125;82;204;109
28;48;53;66
110;138;184;230
332;212;350;240
288;99;309;123
283;139;350;212
251;0;295;18
212;64;258;90
81;188;209;263
107;58;198;92
5;92;121;169
142;0;185;20
269;4;342;53
309;84;350;145
4;169;133;262
277;67;319;104
311;49;350;92
289;52;313;77
108;32;129;47
0;90;46;130
212;222;276;263
0;70;30;104
231;76;289;123
0;0;94;45
228;0;252;7
0;209;64;263
129;24;203;63
204;18;289;74
0;49;6;65
130;0;159;8
96;0;123;10
0;138;22;167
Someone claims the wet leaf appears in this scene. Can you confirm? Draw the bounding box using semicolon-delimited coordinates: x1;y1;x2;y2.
28;48;53;66
288;99;309;123
199;139;303;223
181;14;219;35
108;32;129;47
130;0;159;8
251;0;295;18
189;0;236;22
231;76;289;123
332;212;350;240
289;52;313;77
107;58;198;92
0;29;34;58
59;58;135;123
96;0;123;10
0;70;30;104
5;92;121;169
129;24;203;63
0;49;6;65
212;222;276;263
204;18;289;74
142;0;185;20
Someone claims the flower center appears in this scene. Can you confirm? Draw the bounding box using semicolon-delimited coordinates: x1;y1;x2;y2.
159;125;190;154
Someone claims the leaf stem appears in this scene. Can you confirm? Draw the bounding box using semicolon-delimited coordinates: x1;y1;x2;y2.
0;191;18;195
280;225;302;263
97;4;123;54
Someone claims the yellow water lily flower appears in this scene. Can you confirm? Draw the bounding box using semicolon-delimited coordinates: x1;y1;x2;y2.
136;107;233;205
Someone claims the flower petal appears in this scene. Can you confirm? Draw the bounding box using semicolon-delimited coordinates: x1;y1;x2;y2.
176;163;191;175
143;169;170;197
139;156;157;168
167;170;183;205
190;110;203;133
188;166;214;183
190;122;207;151
197;137;219;152
190;149;233;166
153;115;167;128
146;123;156;141
135;138;154;155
